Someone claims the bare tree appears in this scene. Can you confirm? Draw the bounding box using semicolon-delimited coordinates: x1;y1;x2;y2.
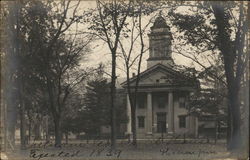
118;3;156;146
88;0;132;149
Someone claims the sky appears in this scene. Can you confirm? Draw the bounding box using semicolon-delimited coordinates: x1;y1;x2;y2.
69;1;218;78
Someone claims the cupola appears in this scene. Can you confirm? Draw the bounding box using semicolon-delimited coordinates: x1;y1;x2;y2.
147;14;174;68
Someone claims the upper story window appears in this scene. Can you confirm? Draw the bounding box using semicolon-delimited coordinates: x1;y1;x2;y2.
138;96;145;109
138;116;145;128
154;93;167;108
158;96;166;108
179;97;186;108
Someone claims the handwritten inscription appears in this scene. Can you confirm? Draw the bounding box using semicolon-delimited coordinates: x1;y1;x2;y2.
28;136;212;149
160;147;217;157
30;149;80;160
29;141;122;159
28;141;86;149
89;148;122;158
27;135;220;159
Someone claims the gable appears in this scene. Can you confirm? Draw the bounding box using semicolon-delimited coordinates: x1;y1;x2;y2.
131;69;174;86
121;64;198;88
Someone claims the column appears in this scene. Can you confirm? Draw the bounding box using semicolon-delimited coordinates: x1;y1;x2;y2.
195;117;198;137
126;94;132;135
147;92;152;134
168;91;174;134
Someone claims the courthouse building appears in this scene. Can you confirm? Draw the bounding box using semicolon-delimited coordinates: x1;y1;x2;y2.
121;15;199;138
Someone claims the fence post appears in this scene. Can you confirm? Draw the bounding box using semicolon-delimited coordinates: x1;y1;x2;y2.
161;122;164;143
215;120;218;144
183;134;186;144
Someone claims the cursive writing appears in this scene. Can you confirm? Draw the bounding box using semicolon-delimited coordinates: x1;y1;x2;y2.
30;149;80;160
160;147;217;157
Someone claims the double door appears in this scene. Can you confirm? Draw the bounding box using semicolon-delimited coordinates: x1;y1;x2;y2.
157;112;167;133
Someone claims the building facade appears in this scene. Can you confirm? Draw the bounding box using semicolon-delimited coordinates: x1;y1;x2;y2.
122;15;199;139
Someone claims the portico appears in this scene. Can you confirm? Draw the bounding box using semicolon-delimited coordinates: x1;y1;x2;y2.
125;87;196;138
130;91;175;135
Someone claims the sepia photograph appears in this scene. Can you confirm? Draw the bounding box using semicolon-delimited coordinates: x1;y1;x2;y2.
0;0;249;160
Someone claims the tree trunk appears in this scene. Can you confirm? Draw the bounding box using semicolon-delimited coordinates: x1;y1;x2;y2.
228;89;242;150
28;120;31;142
2;102;7;151
6;104;17;148
126;66;137;146
127;86;137;146
212;4;244;151
65;132;69;144
54;116;62;147
131;104;137;146
34;123;41;140
226;108;232;149
45;115;50;142
19;100;26;149
110;50;117;149
18;78;26;149
46;78;62;147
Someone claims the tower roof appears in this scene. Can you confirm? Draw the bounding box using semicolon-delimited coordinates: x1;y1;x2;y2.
151;15;169;29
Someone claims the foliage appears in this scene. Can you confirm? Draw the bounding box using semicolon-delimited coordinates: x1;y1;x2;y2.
60;65;127;136
167;1;249;151
3;0;90;146
189;89;226;116
79;66;127;136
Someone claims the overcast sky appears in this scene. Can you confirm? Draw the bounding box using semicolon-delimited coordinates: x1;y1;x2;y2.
73;1;220;78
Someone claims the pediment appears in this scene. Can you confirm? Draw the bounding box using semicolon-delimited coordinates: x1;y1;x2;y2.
121;64;197;88
131;69;174;86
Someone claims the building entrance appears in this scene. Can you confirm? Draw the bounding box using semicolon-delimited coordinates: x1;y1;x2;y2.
157;112;167;133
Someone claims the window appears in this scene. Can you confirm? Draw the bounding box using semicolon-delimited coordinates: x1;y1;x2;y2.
138;96;145;108
179;97;185;108
179;115;186;128
158;96;165;108
138;116;145;128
